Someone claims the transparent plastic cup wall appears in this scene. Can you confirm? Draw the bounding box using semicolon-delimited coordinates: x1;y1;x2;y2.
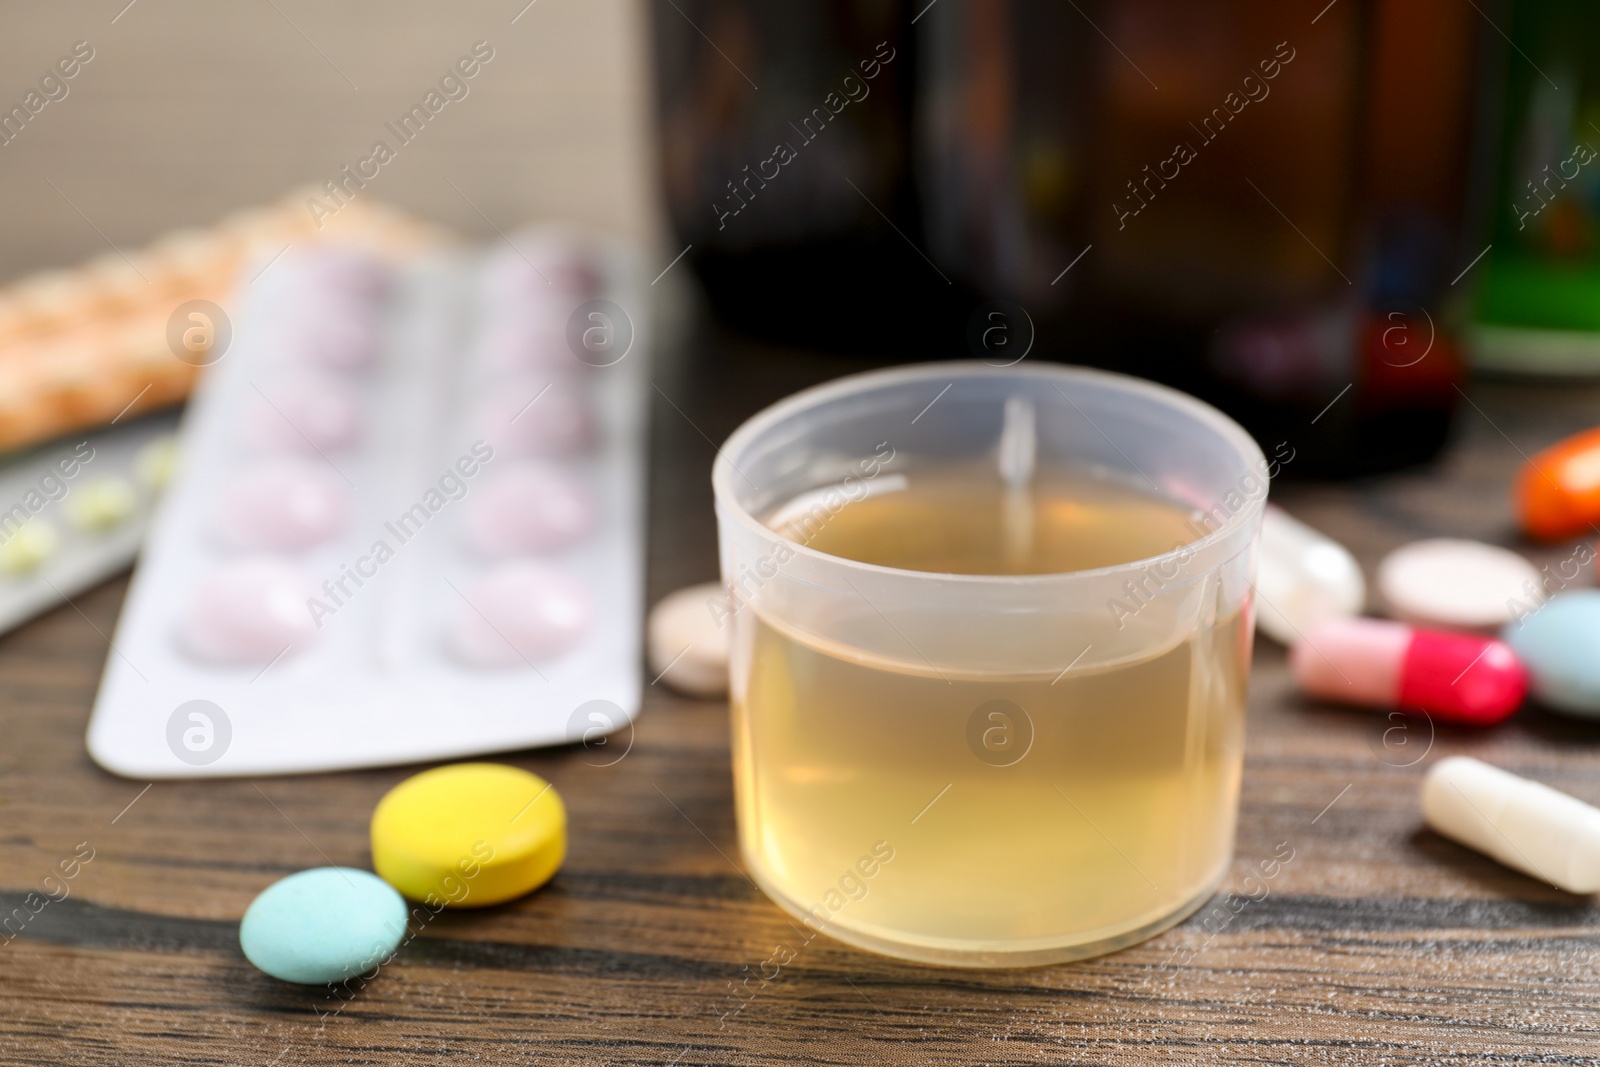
713;363;1266;966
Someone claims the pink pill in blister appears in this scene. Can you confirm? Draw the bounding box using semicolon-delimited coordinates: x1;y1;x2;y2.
467;464;596;556
448;562;592;666
217;461;350;550
476;376;595;457
322;248;391;300
180;558;321;664
484;237;599;303
246;377;362;452
476;304;575;373
282;309;382;372
279;246;392;305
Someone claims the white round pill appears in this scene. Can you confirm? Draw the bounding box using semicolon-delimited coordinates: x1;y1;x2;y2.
1378;538;1540;630
646;582;731;698
448;563;592;666
246;376;363;453
476;377;595;457
180;558;320;664
466;464;595;556
218;461;350;550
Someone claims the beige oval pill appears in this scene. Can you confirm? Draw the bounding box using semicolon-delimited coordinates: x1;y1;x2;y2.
647;582;730;697
1422;756;1600;894
1379;539;1540;631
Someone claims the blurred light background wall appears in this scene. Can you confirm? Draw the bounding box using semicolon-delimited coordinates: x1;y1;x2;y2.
0;0;662;278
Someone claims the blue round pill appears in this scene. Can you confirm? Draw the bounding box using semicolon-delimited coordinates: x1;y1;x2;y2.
1504;590;1600;718
239;867;408;984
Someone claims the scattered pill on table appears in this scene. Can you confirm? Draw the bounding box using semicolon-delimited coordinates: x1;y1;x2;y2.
370;763;566;908
1377;538;1541;631
1255;505;1365;644
239;867;408;984
1516;426;1600;540
1291;617;1528;725
1421;756;1600;894
1502;590;1600;717
647;582;730;697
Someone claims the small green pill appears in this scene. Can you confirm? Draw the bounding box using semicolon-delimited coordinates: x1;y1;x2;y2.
239;867;407;985
67;477;137;531
0;520;58;575
134;434;179;491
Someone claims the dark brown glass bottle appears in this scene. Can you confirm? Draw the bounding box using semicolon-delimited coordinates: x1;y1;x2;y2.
654;0;1489;475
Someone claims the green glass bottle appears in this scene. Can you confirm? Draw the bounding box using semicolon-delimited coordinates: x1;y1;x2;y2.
1472;0;1600;374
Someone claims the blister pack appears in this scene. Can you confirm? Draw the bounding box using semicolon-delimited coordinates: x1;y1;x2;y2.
88;232;648;777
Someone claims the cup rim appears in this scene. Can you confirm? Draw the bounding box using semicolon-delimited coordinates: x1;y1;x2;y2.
712;361;1269;587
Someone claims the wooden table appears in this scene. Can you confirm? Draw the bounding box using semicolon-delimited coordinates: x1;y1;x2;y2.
3;329;1599;1066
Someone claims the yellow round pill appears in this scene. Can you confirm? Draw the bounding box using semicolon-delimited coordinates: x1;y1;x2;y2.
370;763;565;908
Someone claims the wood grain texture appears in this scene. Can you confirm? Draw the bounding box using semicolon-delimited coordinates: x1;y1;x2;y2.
3;337;1600;1065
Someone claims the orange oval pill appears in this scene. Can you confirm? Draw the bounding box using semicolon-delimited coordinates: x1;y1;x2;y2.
1517;427;1600;541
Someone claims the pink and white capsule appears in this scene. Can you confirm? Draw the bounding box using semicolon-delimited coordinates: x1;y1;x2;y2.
1291;616;1528;725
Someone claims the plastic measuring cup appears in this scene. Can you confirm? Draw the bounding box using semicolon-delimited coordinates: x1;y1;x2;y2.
713;362;1267;966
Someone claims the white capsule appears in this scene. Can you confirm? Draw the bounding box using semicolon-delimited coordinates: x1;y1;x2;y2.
1421;756;1600;894
1254;505;1365;644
